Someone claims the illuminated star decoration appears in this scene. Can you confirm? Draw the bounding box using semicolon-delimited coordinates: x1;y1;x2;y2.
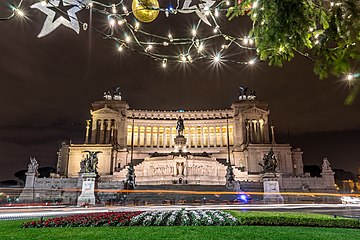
179;0;216;26
31;0;89;38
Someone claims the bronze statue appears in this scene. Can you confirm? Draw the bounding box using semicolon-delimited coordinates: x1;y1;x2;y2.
259;148;277;173
176;116;185;136
82;151;102;173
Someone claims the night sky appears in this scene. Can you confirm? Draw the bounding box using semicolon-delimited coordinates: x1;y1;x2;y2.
0;1;359;181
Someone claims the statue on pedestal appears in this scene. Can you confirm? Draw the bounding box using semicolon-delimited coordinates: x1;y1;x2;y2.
259;148;277;173
322;158;333;172
113;86;122;101
176;116;184;136
27;157;39;173
103;91;112;100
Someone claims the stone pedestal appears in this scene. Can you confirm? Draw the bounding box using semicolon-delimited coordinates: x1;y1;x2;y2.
262;173;284;204
18;172;38;203
173;135;187;153
77;173;97;205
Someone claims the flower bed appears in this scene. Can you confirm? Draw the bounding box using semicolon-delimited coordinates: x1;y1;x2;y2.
22;211;143;228
129;210;238;226
22;210;238;228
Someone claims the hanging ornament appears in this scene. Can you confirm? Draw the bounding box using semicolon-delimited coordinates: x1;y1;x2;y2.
31;0;89;38
178;0;216;26
132;0;160;23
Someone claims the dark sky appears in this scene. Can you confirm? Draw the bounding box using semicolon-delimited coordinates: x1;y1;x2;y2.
0;1;359;181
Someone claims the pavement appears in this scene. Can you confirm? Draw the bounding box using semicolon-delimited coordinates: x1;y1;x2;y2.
0;203;360;220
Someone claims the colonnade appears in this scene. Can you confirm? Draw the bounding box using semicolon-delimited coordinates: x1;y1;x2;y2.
126;125;234;148
87;119;118;144
245;119;266;144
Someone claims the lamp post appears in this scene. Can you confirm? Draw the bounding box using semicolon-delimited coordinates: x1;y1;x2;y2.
130;114;135;167
226;113;231;166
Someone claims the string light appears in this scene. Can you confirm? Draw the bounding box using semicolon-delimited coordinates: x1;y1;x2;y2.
162;58;167;68
198;43;204;53
134;21;140;31
248;59;256;65
191;28;197;37
112;4;117;14
145;44;153;52
214;9;219;17
168;33;173;42
109;18;116;27
9;0;260;67
125;35;131;43
347;73;354;81
118;43;125;52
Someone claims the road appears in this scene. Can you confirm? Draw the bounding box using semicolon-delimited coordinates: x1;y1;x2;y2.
0;204;359;220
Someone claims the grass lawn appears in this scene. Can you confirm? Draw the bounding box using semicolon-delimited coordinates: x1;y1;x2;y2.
1;219;360;240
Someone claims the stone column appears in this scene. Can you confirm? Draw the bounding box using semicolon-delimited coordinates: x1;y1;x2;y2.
213;125;217;147
150;126;154;147
163;127;166;147
194;127;198;148
271;126;276;144
156;127;160;147
85;120;91;144
169;126;173;147
249;120;254;143
245;122;250;143
220;125;225;147
99;119;105;144
110;121;115;144
91;119;97;144
187;128;191;147
106;120;112;144
207;126;210;147
137;125;141;147
201;127;204;148
259;121;264;143
256;121;261;143
143;126;147;147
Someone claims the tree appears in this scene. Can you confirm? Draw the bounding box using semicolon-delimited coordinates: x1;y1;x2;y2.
227;0;360;103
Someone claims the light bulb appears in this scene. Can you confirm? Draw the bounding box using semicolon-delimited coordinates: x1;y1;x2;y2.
248;59;256;65
347;73;354;81
125;36;131;43
168;33;173;42
162;59;167;68
192;28;197;37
